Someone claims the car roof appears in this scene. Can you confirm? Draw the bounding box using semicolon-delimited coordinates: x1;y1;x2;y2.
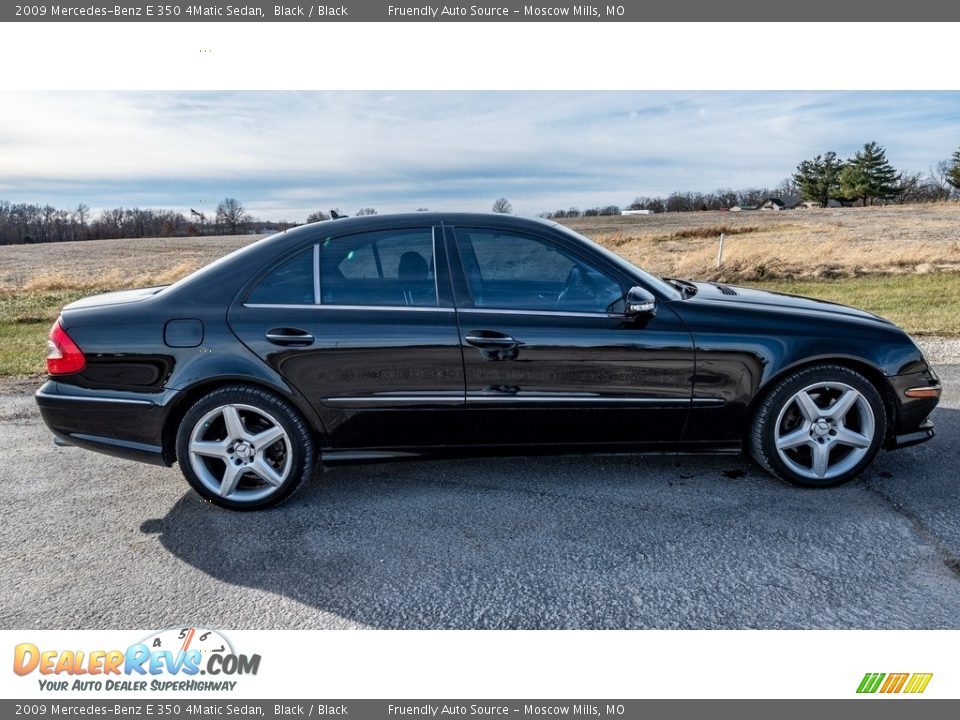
301;211;560;231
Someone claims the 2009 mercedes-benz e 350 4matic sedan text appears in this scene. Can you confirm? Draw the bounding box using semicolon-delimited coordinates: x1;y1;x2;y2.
37;213;941;509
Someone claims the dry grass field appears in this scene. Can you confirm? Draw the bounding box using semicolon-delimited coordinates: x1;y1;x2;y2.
1;204;959;376
0;234;256;292
564;203;960;282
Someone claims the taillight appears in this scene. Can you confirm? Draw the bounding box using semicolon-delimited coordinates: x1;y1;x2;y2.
47;319;86;375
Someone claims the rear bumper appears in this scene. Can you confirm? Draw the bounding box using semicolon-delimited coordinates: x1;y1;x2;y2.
35;382;175;466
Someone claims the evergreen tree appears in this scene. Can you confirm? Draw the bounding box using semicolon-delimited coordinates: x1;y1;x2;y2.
793;151;844;207
839;142;900;206
837;165;865;206
948;147;960;191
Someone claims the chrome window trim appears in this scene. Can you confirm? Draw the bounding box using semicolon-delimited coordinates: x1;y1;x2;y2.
432;227;440;307
312;243;321;305
457;307;623;319
243;303;453;313
241;304;615;318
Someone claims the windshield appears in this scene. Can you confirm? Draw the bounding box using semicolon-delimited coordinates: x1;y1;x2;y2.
551;222;683;301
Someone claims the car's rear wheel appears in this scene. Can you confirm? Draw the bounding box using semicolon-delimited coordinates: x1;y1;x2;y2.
176;385;315;510
749;364;886;487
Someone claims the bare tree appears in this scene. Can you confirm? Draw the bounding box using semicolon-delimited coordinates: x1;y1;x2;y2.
628;196;666;213
73;204;89;240
927;162;954;201
103;208;125;239
305;211;330;223
893;171;924;204
491;197;513;214
775;176;802;198
355;207;377;216
216;198;249;235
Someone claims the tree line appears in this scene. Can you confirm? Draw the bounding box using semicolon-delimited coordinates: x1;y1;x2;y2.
0;197;294;246
2;145;959;244
542;143;960;217
792;142;959;207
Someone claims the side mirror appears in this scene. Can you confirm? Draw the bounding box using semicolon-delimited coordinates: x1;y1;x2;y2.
625;286;657;317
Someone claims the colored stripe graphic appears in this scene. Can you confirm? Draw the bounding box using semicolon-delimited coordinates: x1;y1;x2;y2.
880;673;909;693
904;673;934;694
857;672;932;694
857;673;886;693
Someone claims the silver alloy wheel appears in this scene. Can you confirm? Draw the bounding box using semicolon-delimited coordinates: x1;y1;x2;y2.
774;381;876;481
187;403;292;503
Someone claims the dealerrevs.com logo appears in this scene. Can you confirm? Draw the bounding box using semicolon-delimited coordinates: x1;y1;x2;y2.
857;673;933;695
13;627;261;693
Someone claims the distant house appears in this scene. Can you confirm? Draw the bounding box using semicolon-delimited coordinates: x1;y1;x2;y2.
759;195;802;211
622;209;655;216
730;205;758;212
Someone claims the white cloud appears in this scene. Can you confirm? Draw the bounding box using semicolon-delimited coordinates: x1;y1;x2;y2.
0;91;958;218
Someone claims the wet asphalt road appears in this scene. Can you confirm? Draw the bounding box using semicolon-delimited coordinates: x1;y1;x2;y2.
1;368;958;629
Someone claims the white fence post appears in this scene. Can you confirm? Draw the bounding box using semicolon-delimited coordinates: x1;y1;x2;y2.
716;232;725;268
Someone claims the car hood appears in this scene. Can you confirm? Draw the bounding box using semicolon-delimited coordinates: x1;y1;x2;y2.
63;286;166;311
686;281;893;324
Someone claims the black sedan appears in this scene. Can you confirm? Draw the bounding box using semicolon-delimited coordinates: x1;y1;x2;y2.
37;213;941;509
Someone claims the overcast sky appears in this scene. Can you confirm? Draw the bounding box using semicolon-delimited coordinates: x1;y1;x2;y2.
1;91;958;220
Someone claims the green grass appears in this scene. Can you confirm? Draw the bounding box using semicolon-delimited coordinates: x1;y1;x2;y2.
752;274;960;336
0;290;92;377
1;275;958;377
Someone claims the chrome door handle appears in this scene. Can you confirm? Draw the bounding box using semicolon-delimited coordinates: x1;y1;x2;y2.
265;328;315;346
465;332;517;348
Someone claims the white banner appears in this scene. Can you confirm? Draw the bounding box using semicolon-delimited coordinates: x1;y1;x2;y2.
1;629;954;699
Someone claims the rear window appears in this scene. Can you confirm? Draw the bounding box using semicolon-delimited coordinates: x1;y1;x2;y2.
247;247;315;305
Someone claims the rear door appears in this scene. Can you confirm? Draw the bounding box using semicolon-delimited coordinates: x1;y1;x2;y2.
228;224;466;450
447;225;695;449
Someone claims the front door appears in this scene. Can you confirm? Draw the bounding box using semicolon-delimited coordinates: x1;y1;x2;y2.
448;226;695;449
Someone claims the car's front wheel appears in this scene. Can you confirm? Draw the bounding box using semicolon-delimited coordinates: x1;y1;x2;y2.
749;364;886;487
176;385;315;510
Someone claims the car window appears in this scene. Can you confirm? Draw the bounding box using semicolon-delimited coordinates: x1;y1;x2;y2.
319;228;437;307
454;228;623;313
247;247;315;305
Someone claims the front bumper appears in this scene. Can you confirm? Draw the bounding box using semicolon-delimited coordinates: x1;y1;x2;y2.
35;381;175;466
884;370;940;451
888;419;936;449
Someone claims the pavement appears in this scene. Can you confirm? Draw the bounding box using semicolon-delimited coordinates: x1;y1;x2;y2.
1;364;958;630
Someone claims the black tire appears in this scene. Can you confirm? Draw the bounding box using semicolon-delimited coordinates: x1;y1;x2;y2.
175;385;316;510
749;364;886;488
